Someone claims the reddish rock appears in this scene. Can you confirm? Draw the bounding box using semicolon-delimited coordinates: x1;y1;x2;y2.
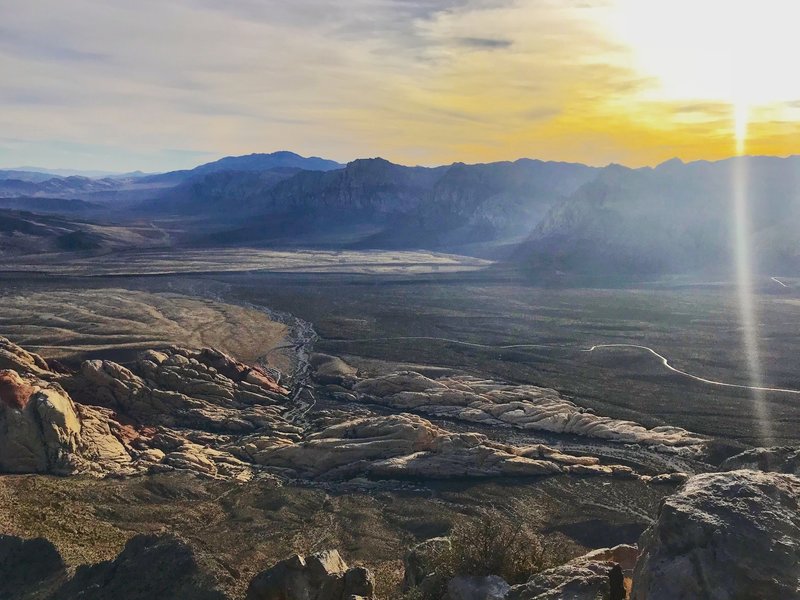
0;370;36;410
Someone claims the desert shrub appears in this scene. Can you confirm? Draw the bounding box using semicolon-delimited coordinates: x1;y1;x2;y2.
445;511;549;584
398;508;573;599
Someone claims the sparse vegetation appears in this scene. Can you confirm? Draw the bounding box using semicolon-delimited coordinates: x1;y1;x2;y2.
396;506;574;599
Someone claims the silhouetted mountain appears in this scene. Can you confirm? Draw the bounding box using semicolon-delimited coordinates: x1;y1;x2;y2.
514;155;800;276
140;151;343;184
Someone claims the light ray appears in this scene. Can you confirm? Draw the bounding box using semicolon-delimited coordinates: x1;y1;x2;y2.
731;100;773;446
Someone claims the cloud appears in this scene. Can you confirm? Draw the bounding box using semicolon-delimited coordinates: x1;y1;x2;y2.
0;0;795;171
456;37;513;48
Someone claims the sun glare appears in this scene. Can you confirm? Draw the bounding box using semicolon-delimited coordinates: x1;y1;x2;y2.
604;0;800;111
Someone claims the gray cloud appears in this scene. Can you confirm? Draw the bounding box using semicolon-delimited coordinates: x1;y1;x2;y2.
456;37;513;48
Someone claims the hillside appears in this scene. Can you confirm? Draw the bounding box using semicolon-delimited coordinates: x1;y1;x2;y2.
514;156;800;276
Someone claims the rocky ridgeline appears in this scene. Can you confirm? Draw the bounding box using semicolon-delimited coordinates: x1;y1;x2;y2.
7;470;797;598
0;337;661;482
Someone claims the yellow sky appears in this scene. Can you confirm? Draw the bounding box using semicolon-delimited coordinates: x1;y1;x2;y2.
1;0;799;170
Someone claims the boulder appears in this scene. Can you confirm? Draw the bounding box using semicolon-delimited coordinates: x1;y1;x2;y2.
246;549;374;600
311;354;358;386
631;470;800;599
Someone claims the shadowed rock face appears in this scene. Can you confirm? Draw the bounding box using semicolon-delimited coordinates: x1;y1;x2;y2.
632;470;800;600
0;534;228;600
0;535;67;600
52;534;228;600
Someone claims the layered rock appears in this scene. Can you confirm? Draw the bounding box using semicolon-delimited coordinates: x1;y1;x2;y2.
631;470;800;599
236;412;625;480
349;371;705;448
0;369;131;475
246;549;374;600
0;336;51;376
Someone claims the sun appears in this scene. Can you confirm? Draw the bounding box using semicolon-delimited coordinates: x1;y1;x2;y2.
600;0;800;153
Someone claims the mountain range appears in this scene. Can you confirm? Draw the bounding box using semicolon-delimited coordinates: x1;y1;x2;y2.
2;150;799;276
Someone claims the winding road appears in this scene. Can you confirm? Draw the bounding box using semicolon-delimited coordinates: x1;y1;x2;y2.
325;336;800;396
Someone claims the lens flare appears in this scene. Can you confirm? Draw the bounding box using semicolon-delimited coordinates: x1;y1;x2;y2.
732;101;773;445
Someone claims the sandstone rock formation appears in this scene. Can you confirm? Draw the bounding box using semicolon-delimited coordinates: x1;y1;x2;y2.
507;544;637;600
0;369;132;475
0;337;668;483
0;336;51;376
0;337;291;479
238;412;625;480
349;371;705;448
631;470;800;599
246;549;374;600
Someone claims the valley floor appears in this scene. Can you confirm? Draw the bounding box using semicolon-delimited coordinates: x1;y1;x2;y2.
2;247;799;596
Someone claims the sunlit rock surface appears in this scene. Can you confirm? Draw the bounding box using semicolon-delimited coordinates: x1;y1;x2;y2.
351;371;705;447
631;470;800;600
507;544;637;600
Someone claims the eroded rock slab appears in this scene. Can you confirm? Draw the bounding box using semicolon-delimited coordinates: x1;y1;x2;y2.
237;412;626;480
349;370;705;448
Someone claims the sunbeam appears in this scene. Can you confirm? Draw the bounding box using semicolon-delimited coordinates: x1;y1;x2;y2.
732;101;774;445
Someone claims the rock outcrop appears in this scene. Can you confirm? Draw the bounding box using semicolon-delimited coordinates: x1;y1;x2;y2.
348;371;705;448
507;544;637;600
246;549;374;600
0;336;52;376
0;369;131;475
0;337;292;479
0;337;672;483
631;470;800;599
721;445;800;475
238;412;627;480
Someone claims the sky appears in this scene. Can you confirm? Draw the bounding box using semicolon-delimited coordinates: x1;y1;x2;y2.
1;0;799;172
